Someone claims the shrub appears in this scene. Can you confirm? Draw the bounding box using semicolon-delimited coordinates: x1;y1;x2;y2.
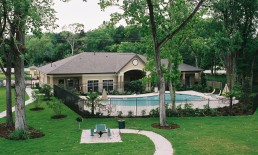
96;112;103;117
8;129;30;140
128;110;133;117
149;108;159;117
109;90;120;95
47;98;64;116
184;103;195;116
203;104;211;116
69;88;80;96
35;82;40;90
40;84;52;100
117;111;123;117
125;80;144;94
31;91;41;108
141;109;146;116
82;110;91;118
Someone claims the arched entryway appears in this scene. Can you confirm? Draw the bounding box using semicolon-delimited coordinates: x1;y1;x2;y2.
124;70;145;92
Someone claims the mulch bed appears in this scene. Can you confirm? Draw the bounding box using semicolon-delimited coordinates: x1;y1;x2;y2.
217;103;253;116
0;123;45;140
151;123;180;130
30;107;45;111
51;115;67;119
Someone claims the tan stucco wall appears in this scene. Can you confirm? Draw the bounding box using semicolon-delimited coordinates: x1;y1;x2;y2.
82;74;117;92
52;74;82;85
39;72;47;86
29;69;39;79
119;57;145;73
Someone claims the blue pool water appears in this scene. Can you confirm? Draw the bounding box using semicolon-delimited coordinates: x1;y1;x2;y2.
109;93;202;106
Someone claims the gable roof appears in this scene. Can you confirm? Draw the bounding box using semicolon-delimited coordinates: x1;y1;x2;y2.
179;63;203;72
38;52;142;74
38;52;203;75
160;59;203;72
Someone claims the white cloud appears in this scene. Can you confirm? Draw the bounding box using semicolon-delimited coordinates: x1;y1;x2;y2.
53;0;124;32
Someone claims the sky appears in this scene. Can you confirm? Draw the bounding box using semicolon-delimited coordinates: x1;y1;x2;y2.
53;0;124;32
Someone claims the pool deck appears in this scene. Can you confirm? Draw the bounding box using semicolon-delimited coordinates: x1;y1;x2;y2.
82;90;238;117
107;90;214;99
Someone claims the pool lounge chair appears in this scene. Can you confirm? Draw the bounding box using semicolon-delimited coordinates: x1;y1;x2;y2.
204;89;216;96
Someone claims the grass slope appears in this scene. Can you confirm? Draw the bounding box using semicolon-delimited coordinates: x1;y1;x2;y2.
0;97;257;155
0;99;155;155
0;87;29;112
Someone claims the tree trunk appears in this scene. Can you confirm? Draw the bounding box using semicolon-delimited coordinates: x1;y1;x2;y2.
168;62;176;112
195;55;198;68
225;51;236;90
1;42;14;127
169;80;176;112
13;17;27;130
158;74;167;126
146;0;204;126
14;52;26;130
91;102;94;116
229;96;233;115
5;64;13;127
250;54;256;92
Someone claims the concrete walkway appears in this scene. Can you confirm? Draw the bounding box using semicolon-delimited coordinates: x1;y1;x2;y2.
0;87;34;118
120;129;173;155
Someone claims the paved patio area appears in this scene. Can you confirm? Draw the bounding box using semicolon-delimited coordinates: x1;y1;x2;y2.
80;129;122;143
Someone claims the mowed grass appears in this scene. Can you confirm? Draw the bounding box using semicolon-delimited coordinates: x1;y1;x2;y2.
0;87;29;112
0;73;15;80
0;96;257;155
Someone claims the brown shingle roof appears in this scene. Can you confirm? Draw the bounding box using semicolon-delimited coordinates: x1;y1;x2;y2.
38;52;203;74
38;52;140;74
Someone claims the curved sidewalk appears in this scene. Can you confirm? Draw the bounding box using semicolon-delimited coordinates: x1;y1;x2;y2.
0;87;34;118
121;129;173;155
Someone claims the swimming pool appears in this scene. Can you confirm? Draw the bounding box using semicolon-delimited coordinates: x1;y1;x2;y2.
109;93;203;106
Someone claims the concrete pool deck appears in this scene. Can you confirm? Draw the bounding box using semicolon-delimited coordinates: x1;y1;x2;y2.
83;90;238;116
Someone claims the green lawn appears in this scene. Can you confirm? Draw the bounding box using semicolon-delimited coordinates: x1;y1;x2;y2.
0;73;15;80
0;98;257;155
0;87;29;112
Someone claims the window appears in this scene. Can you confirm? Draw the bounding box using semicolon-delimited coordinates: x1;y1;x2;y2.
103;80;113;92
67;79;74;88
88;80;98;92
58;79;64;85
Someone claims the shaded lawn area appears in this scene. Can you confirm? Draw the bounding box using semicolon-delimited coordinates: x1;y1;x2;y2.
0;87;29;112
0;98;257;155
0;73;15;80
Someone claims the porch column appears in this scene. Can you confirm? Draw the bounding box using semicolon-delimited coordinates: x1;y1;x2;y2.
49;75;54;86
82;75;87;93
182;72;186;85
146;71;151;91
118;73;124;92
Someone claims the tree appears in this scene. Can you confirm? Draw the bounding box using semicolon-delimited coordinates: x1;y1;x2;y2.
4;0;56;131
61;23;84;55
25;33;55;66
0;39;14;128
84;26;114;52
212;0;258;90
0;0;14;128
86;92;100;116
100;0;205;126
